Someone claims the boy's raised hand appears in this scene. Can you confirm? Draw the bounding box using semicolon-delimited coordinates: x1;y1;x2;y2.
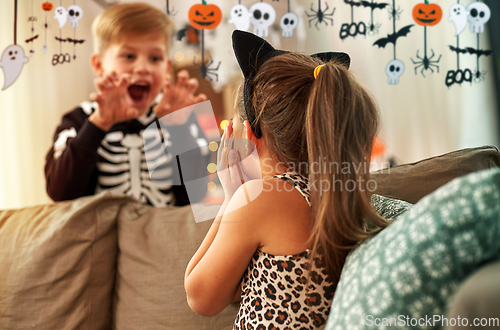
153;70;207;125
89;72;142;131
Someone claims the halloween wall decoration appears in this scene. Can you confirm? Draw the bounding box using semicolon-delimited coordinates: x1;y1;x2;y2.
249;2;276;37
280;0;298;37
445;1;492;87
362;0;389;36
54;6;67;29
1;0;29;91
229;2;251;31
52;1;85;65
42;2;53;54
188;1;222;82
26;0;39;57
165;0;177;16
411;0;442;77
339;0;367;40
305;0;335;30
373;0;413;85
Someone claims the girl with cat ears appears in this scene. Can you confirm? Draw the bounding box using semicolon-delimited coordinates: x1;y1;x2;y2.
185;30;390;326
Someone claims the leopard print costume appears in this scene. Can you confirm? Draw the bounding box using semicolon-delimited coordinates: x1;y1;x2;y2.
233;173;334;330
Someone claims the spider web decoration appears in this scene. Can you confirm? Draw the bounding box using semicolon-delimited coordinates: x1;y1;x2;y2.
280;0;299;37
25;0;39;57
188;0;222;83
410;0;443;78
445;0;492;87
361;0;389;36
305;0;335;31
373;0;413;85
339;0;367;40
0;0;29;91
41;2;53;55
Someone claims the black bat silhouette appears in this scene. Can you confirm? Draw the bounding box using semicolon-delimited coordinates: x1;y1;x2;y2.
344;0;363;7
67;38;85;44
55;36;67;42
177;28;189;41
466;47;492;58
448;45;468;54
25;35;39;43
373;24;413;48
361;1;389;10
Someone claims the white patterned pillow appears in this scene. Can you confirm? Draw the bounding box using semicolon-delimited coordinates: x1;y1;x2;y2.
327;169;500;330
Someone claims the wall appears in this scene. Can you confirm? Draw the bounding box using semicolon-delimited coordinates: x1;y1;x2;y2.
0;0;498;209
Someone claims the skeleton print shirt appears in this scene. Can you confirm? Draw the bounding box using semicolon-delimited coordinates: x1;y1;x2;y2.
45;101;210;207
234;173;334;330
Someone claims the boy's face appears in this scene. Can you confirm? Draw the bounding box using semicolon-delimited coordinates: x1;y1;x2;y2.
91;32;171;114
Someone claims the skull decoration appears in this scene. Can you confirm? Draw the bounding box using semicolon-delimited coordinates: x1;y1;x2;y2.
67;5;83;28
280;13;299;38
467;2;490;34
249;2;276;38
385;59;405;85
229;4;251;31
54;6;67;29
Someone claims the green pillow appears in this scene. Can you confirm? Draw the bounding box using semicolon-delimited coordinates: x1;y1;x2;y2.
327;168;500;330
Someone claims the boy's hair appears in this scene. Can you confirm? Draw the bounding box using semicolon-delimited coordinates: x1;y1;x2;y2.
92;2;174;54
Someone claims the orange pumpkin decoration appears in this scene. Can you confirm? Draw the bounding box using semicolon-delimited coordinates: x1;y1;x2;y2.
412;1;442;26
188;1;222;30
42;2;53;11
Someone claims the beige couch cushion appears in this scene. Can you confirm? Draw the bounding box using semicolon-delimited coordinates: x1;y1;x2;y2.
113;202;239;330
0;192;133;330
372;145;500;203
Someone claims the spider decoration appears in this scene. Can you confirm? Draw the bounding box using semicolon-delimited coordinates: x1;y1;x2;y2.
305;0;335;30
362;0;389;36
191;54;221;82
410;1;443;77
473;69;487;83
387;5;402;21
165;0;177;16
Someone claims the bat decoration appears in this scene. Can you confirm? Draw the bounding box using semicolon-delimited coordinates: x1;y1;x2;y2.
305;0;335;30
67;37;85;44
340;0;366;40
361;0;389;35
188;1;222;83
1;0;29;91
411;1;443;78
176;25;200;44
372;0;411;85
448;45;467;54
373;24;413;48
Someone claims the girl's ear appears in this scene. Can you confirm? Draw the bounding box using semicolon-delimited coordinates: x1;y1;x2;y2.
243;120;257;142
90;53;104;77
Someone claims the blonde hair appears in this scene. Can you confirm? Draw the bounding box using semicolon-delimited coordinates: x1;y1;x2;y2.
92;2;174;54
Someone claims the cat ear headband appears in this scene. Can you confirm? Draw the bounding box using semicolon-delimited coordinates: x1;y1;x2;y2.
232;30;351;139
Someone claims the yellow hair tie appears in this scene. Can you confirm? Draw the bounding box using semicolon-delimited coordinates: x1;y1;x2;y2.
314;64;325;79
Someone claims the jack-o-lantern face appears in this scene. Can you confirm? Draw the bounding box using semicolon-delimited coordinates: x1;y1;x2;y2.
188;1;222;30
413;1;442;26
42;2;53;11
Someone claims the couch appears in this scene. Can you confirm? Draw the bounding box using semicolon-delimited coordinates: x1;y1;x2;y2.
0;146;498;330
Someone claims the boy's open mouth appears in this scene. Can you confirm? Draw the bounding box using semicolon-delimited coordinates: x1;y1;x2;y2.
128;82;150;103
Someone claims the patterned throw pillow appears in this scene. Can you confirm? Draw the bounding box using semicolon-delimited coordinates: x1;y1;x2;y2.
327;169;500;330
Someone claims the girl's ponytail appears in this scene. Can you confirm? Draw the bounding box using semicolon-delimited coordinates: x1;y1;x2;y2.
306;63;390;285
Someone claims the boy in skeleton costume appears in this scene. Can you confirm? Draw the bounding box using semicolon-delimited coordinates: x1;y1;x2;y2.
45;3;209;207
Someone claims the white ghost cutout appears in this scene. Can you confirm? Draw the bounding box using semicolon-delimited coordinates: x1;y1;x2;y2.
467;2;491;34
229;4;251;31
54;6;67;29
448;4;468;36
67;5;83;28
386;59;404;85
280;12;299;38
0;45;29;90
249;2;276;38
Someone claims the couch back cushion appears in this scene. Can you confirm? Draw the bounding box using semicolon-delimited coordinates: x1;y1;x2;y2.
372;146;500;204
113;202;239;330
0;192;133;330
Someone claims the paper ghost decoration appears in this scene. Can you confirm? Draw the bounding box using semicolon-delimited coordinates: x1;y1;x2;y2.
67;5;83;28
448;4;468;36
229;4;251;31
280;12;299;37
467;2;491;34
386;59;404;85
249;2;276;38
54;6;67;29
0;45;29;90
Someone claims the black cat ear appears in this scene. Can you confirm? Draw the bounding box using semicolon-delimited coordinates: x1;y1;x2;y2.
232;30;281;79
312;52;351;69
